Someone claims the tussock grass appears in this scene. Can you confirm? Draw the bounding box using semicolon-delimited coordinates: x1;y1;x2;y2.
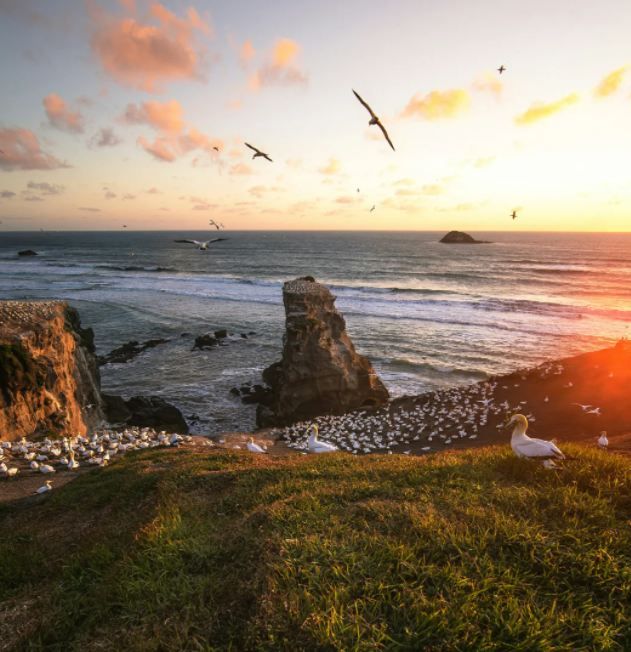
0;445;629;650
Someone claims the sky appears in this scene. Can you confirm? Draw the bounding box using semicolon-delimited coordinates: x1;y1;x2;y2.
0;0;630;232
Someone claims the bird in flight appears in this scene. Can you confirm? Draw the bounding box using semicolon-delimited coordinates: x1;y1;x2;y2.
174;238;227;251
511;210;518;220
212;146;220;152
245;143;272;162
209;219;221;230
497;65;506;74
352;89;395;151
122;224;127;228
369;205;376;212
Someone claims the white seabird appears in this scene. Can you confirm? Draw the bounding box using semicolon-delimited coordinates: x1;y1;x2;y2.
36;481;53;494
598;431;608;448
173;238;227;251
508;414;565;461
307;425;338;453
246;437;266;454
352;89;395;151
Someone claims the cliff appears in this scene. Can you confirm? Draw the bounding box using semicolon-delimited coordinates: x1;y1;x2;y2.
258;277;389;426
0;301;104;441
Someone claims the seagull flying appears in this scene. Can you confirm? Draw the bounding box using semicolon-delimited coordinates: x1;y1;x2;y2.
245;142;273;162
208;219;221;230
508;414;565;461
173;238;227;251
511;210;517;220
370;205;376;212
497;65;506;74
352;89;395;151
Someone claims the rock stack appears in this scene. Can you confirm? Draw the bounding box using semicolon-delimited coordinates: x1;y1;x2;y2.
258;277;389;426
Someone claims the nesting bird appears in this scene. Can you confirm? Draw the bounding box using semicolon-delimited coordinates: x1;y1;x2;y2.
507;414;565;465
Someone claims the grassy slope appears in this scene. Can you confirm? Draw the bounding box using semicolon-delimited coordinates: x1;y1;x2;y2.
0;446;630;651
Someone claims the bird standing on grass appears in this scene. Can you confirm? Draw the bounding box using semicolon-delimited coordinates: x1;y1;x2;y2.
246;437;266;454
307;424;338;453
598;431;608;448
507;414;565;467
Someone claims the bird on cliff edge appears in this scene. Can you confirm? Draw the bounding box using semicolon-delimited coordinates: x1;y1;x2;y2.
307;424;338;453
507;414;565;467
173;238;227;251
598;431;609;448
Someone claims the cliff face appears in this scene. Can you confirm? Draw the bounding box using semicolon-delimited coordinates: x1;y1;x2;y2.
0;301;104;441
258;277;389;426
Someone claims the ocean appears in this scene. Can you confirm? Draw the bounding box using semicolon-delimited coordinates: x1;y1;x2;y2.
1;230;630;434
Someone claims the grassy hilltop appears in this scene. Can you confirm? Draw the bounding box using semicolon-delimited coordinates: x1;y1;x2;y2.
1;445;630;651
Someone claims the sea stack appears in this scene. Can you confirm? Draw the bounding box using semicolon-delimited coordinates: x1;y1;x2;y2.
258;277;389;426
0;301;104;441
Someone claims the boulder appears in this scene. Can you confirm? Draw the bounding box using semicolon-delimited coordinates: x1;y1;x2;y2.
98;338;168;365
193;333;219;350
125;396;189;433
102;393;132;423
257;277;389;426
214;329;228;339
439;231;490;244
17;250;38;256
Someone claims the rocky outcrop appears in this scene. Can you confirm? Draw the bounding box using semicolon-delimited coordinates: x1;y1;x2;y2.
17;250;38;257
102;393;189;433
0;301;104;441
98;338;168;365
257;277;389;426
439;231;490;244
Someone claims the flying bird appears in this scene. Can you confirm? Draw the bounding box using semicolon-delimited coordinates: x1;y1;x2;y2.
352;89;395;151
507;414;566;463
209;219;221;230
245;142;273;162
511;210;517;220
173;238;227;250
369;205;376;212
212;146;220;152
497;65;506;74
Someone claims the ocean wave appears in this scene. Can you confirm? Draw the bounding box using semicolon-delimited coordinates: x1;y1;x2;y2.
95;264;178;273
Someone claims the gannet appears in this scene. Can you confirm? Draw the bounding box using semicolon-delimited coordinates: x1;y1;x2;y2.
246;437;266;454
307;425;338;453
508;414;565;461
497;65;506;74
598;431;608;448
352;89;395;151
245;143;273;162
173;238;227;251
39;464;56;474
36;481;53;494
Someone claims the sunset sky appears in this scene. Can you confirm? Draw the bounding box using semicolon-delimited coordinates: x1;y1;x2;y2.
0;0;630;231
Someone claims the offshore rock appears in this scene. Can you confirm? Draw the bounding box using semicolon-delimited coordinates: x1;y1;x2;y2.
257;277;389;427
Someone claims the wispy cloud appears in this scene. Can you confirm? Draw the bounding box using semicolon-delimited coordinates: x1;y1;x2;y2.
515;93;579;125
472;72;503;98
89;2;212;92
240;39;255;66
594;66;628;97
121;100;184;133
43;93;84;133
249;38;308;90
27;181;64;195
78;206;101;212
0;190;16;199
318;157;342;176
402;89;470;120
0;127;69;170
229;162;253;175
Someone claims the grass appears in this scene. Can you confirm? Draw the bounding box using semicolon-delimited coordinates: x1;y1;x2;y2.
0;445;629;651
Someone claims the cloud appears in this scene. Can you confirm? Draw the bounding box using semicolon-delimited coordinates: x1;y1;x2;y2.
90;127;122;147
402;89;470;120
122;193;135;200
103;187;117;199
0;190;16;199
335;195;359;204
472;72;503;98
394;178;415;187
514;93;579;125
421;183;445;195
146;186;161;194
0;127;69;170
27;181;64;195
90;2;212;92
121;99;184;133
594;66;628;97
249;38;308;90
318;157;341;176
229;162;253;175
137;136;176;161
240;39;255;66
78;206;101;212
43;93;84;133
473;156;495;168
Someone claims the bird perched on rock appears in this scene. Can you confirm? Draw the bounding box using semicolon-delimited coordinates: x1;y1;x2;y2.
507;414;565;466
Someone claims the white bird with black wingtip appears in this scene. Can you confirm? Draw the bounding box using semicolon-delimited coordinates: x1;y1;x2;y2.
507;414;565;467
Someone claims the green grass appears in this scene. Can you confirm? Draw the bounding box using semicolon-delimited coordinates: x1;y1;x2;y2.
0;445;629;651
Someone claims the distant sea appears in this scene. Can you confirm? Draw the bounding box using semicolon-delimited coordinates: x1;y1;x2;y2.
1;231;630;434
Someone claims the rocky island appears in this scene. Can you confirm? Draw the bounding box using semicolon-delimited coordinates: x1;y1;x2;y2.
439;230;491;244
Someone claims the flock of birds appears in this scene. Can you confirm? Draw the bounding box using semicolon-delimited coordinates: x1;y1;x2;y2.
172;76;519;248
0;427;191;494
